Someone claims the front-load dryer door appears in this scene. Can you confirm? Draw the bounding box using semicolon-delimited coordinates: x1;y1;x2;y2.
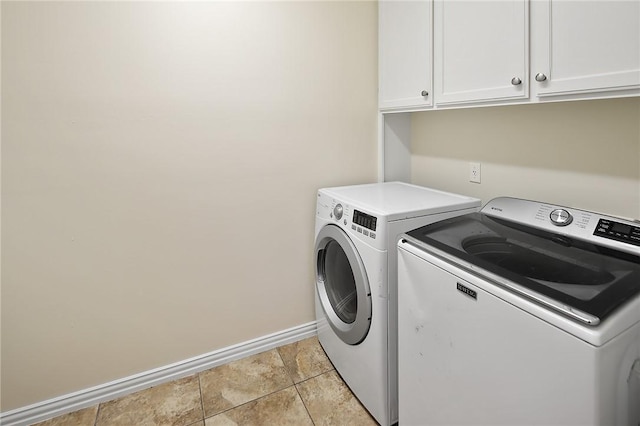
315;224;372;345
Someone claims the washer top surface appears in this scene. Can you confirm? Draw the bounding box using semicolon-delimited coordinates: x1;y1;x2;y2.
403;197;640;334
319;182;480;221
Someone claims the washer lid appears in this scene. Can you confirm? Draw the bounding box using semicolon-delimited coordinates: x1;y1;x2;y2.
405;212;640;326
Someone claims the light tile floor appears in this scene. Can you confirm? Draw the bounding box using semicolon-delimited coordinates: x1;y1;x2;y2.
33;337;378;426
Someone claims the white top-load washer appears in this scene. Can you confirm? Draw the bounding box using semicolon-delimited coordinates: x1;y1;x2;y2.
314;182;480;425
397;197;640;425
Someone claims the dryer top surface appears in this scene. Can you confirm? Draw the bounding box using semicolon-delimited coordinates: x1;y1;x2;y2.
319;182;480;221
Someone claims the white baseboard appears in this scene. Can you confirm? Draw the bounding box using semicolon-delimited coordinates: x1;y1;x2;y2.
0;321;317;426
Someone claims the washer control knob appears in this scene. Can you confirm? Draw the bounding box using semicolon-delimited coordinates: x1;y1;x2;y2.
333;204;343;221
550;209;573;226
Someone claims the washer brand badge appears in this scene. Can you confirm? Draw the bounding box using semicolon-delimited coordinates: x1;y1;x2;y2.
491;207;503;212
457;283;477;300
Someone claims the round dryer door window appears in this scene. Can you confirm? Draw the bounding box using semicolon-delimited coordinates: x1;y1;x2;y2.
315;224;372;345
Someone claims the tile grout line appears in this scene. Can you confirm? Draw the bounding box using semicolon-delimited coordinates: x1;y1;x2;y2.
92;403;101;426
197;373;206;426
293;381;317;426
293;365;338;426
201;385;297;422
200;346;297;423
274;345;317;426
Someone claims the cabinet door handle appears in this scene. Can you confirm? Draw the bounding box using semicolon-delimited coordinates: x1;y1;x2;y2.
535;73;548;82
511;77;522;85
421;90;429;97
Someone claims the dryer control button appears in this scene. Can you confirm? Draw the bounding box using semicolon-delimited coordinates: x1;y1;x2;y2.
333;204;343;221
550;209;573;226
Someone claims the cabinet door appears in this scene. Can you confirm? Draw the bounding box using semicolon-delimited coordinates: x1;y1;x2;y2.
379;0;432;111
532;0;640;98
433;0;529;105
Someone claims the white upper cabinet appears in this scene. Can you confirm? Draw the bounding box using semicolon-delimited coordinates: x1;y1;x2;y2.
433;0;529;106
379;0;432;111
531;0;640;98
378;0;639;112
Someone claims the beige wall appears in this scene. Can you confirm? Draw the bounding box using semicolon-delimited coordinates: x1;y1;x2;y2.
411;98;640;220
1;1;378;411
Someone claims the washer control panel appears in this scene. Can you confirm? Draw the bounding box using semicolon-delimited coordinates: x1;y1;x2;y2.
482;197;640;255
594;219;640;247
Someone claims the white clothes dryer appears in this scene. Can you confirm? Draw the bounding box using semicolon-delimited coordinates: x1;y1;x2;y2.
314;182;480;425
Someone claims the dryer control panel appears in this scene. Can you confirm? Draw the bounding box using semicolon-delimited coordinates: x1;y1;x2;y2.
353;210;377;232
318;191;386;250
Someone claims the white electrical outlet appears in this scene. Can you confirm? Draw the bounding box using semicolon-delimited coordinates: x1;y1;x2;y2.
470;162;481;183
